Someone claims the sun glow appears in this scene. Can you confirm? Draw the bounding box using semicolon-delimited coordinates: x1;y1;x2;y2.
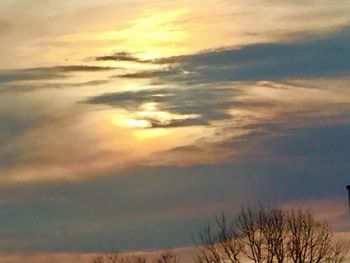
115;8;189;60
133;128;172;139
111;115;151;128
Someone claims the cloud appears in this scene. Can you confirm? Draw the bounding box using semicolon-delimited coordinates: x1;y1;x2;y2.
117;69;182;79
0;162;260;252
146;117;209;128
113;28;350;84
228;118;350;169
0;79;111;93
1;120;350;252
1;87;350;252
0;91;138;183
84;74;350;131
77;77;350;178
225;122;350;202
0;19;11;36
95;52;150;63
47;65;119;72
83;86;246;127
0;65;117;84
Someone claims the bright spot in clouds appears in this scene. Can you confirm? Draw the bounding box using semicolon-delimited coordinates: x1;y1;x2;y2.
112;116;151;129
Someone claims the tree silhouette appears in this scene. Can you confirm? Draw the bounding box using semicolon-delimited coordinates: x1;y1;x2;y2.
91;248;179;263
196;206;348;263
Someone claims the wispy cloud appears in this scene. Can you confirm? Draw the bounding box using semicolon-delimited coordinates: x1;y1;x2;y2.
83;85;247;128
0;65;117;84
112;28;350;84
1;79;111;93
95;51;151;64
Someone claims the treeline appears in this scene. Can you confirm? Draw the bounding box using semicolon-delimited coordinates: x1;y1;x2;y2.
92;249;179;263
93;206;349;263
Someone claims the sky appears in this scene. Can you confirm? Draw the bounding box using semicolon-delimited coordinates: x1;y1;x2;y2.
1;0;350;258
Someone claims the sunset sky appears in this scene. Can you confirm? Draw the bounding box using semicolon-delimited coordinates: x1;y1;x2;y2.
1;0;350;256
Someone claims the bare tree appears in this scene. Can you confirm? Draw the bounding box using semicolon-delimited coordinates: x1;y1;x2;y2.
91;248;180;263
196;212;242;263
91;249;148;263
92;256;104;263
105;248;121;263
157;250;180;263
235;206;265;263
196;206;348;263
261;208;287;263
287;210;348;263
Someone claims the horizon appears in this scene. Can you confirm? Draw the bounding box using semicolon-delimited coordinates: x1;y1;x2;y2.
0;0;350;261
